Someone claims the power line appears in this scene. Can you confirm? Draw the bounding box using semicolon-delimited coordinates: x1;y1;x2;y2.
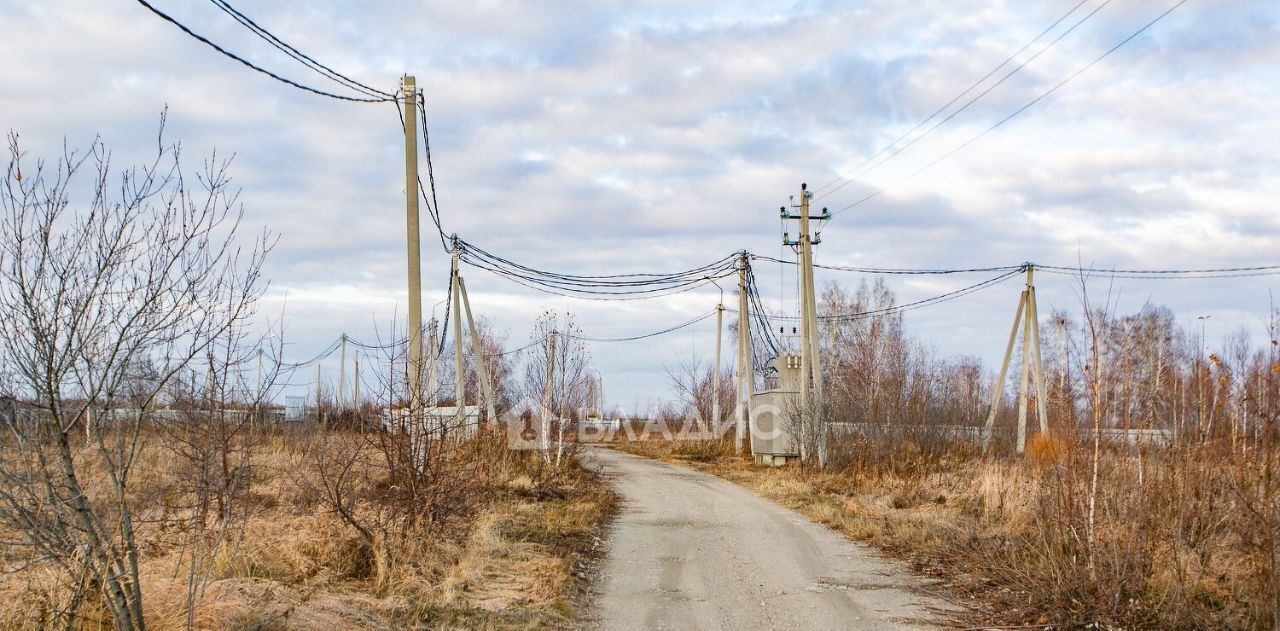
763;268;1026;322
831;0;1188;216
756;254;1280;279
463;265;734;301
460;238;738;284
746;264;782;356
419;99;445;245
207;0;394;99
1036;264;1280;279
752;254;1024;275
347;336;407;351
134;0;394;103
456;239;740;299
570;309;719;342
268;337;343;369
813;0;1094;198
494;336;550;356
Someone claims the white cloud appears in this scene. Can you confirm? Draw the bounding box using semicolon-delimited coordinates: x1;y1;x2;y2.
2;0;1277;405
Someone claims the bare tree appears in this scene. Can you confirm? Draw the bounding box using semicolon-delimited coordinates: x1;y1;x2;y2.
1072;268;1119;566
522;311;590;465
0;121;271;630
666;354;734;437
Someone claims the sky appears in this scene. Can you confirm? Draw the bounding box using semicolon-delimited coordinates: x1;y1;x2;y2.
2;0;1278;410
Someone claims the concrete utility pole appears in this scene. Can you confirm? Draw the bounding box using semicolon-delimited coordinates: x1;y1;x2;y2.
983;264;1048;453
255;348;263;427
315;362;323;428
353;351;361;416
713;302;723;431
338;333;347;411
403;75;424;410
734;252;752;452
451;246;466;433
706;275;725;432
541;331;558;459
458;273;498;427
597;370;605;419
427;317;439;407
786;183;826;465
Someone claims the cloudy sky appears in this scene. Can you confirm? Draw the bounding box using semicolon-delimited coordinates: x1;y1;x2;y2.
2;0;1278;408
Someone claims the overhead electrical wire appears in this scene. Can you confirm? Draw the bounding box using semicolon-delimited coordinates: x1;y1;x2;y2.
743;262;782;355
437;271;453;354
139;0;1262;368
134;0;394;103
819;0;1111;199
206;0;394;99
455;238;740;300
830;0;1188;216
418;99;446;247
569;308;719;343
759;267;1026;323
458;238;737;284
812;0;1094;199
494;336;550;356
347;336;407;351
391;96;451;251
459;270;734;302
751;254;1024;275
1036;264;1280;279
268;337;342;369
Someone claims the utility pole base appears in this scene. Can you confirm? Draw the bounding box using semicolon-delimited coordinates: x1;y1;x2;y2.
755;454;795;467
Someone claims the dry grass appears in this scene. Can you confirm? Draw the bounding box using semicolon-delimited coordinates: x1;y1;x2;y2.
0;432;617;630
615;433;1279;630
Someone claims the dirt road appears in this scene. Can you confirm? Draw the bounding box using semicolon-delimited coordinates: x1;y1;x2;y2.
587;447;954;630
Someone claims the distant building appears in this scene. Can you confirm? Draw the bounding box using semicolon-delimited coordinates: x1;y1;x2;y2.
285;395;306;420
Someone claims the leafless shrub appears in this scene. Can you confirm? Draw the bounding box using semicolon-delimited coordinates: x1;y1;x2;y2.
0;119;272;629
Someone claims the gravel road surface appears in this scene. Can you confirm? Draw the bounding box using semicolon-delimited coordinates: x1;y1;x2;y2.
588;447;955;630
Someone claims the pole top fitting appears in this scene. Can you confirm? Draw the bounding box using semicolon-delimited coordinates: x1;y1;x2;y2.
800;182;807;191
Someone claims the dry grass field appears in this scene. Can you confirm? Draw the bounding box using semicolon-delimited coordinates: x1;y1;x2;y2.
0;430;616;630
616;431;1279;630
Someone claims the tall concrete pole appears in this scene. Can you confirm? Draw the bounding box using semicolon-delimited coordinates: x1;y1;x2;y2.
353;351;361;415
255;348;263;428
797;182;825;463
713;302;723;432
804;199;826;465
1016;288;1033;454
540;331;558;459
427;317;439;407
1028;268;1049;436
985;279;1028;449
402;75;424;410
452;249;466;434
458;275;498;426
338;333;347;412
735;253;750;452
315;361;323;428
797;186;811;461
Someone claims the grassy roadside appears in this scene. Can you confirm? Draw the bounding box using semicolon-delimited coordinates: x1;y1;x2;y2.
612;435;1276;630
0;435;618;630
403;451;619;630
